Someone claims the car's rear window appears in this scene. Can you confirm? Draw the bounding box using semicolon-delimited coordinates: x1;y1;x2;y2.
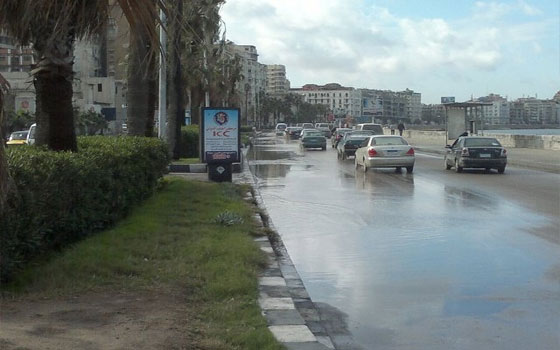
361;125;383;134
11;132;28;140
276;124;287;130
372;137;408;146
305;132;323;137
464;138;501;147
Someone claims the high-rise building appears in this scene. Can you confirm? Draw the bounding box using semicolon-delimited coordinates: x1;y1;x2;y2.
361;88;422;123
509;97;558;125
227;44;267;125
265;64;290;96
474;94;510;125
292;83;362;120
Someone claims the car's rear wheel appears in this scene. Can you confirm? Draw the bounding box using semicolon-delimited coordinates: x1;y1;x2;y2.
406;166;414;173
395;167;402;173
454;159;463;173
497;166;505;174
342;152;347;160
363;158;368;172
322;146;326;151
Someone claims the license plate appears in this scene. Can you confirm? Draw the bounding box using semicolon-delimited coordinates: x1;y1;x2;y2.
386;150;398;153
479;153;491;158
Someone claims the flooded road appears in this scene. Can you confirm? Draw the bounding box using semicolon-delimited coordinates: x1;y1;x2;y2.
248;133;560;350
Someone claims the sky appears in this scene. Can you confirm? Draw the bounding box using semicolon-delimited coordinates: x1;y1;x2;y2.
220;0;559;104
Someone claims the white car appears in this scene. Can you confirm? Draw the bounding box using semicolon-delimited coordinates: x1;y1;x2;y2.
354;135;415;173
275;123;287;136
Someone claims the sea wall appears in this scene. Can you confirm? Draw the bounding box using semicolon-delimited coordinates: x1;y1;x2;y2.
389;129;560;150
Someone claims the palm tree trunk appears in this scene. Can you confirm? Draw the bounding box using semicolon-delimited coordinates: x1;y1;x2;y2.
166;0;184;159
0;84;11;211
127;22;151;136
33;35;77;152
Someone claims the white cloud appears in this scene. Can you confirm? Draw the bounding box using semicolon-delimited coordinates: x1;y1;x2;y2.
221;0;557;103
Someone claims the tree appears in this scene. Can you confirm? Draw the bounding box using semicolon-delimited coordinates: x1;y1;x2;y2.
75;109;108;136
0;72;11;211
0;0;163;150
166;0;184;159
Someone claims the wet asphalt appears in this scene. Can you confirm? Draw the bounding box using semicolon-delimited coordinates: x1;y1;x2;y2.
247;133;560;350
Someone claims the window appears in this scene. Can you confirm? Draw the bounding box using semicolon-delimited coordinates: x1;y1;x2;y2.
97;83;102;92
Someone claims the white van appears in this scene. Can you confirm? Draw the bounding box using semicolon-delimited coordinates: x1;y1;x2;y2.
275;123;287;136
26;123;36;145
354;123;384;134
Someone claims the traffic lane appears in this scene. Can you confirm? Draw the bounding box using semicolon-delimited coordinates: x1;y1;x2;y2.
411;152;560;243
252;140;559;349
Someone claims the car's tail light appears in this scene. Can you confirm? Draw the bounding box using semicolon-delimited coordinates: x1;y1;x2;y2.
406;148;415;155
500;148;507;157
368;148;378;157
461;147;470;157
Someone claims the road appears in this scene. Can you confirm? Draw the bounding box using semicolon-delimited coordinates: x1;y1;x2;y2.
248;133;560;350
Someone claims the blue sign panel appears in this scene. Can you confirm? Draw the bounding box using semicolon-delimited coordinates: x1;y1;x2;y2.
201;108;240;163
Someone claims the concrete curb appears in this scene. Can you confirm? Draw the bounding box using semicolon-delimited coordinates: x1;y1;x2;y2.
238;150;335;350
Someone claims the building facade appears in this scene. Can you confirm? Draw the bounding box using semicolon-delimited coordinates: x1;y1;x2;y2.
293;83;362;120
509;97;559;125
265;64;290;97
360;88;421;123
227;44;267;126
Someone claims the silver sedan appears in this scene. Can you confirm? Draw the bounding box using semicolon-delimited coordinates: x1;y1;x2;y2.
354;135;415;173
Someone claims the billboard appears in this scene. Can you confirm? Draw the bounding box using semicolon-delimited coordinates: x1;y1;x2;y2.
441;96;455;104
201;108;240;163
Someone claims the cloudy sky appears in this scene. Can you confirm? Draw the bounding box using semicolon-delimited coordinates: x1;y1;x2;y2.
221;0;558;104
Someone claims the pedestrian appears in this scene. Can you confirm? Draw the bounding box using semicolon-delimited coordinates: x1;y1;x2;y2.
397;122;405;136
390;124;395;135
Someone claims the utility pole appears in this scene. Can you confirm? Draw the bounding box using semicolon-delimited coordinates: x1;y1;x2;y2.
158;9;167;139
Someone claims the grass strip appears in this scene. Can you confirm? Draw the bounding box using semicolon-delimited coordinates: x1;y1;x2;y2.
172;157;201;165
2;177;283;350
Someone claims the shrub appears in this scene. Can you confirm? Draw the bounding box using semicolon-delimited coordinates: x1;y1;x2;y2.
180;125;199;158
0;136;169;282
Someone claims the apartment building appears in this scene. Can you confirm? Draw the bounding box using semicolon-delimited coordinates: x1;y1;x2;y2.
362;88;422;123
293;83;362;119
510;97;559;125
227;44;267;125
475;94;510;125
265;64;290;97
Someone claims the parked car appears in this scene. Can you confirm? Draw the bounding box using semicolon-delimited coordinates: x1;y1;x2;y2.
444;136;507;173
301;123;314;129
285;126;303;139
336;131;375;159
275;123;287;136
353;123;384;134
26;123;36;145
300;129;327;150
314;123;332;138
5;130;28;146
354;135;415;173
331;128;351;148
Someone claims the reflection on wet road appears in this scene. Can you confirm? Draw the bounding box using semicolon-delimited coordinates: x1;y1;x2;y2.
249;134;560;350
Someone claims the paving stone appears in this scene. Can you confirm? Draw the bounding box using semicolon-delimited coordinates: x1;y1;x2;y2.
315;336;336;349
268;325;316;343
280;265;301;279
294;300;315;309
297;307;321;322
306;321;328;336
264;309;306;325
260;246;274;254
262;268;283;277
285;278;305;288
290;287;310;299
259;297;295;310
259;276;286;287
284;342;332;350
260;286;291;298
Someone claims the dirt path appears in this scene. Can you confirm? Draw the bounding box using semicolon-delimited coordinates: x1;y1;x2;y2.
0;289;198;350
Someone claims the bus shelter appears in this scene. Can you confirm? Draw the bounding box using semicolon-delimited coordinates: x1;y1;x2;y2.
444;102;491;141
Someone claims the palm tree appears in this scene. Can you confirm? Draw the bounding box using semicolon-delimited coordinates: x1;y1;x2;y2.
0;72;11;211
0;0;162;150
166;0;184;158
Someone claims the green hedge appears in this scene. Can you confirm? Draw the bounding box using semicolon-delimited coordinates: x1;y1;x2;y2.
0;136;169;282
180;125;199;158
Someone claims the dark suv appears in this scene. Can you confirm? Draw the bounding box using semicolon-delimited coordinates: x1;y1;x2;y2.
445;136;507;173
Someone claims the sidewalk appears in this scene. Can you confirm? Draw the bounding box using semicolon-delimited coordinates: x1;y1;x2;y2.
411;143;560;174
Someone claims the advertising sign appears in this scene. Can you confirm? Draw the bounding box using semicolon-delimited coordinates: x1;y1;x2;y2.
441;96;456;104
201;108;240;163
